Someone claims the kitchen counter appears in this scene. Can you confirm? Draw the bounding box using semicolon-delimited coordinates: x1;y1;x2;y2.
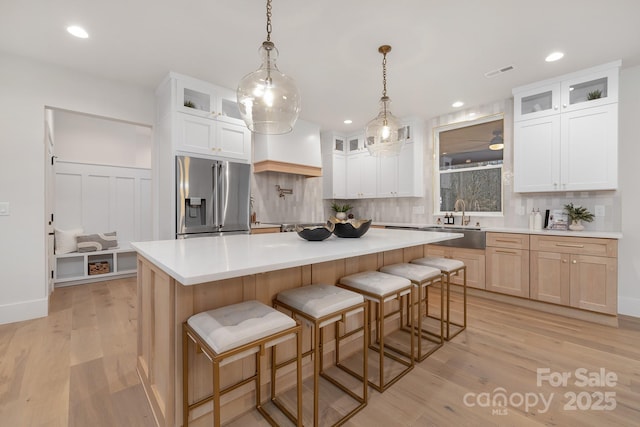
373;221;622;239
131;228;463;286
133;228;462;426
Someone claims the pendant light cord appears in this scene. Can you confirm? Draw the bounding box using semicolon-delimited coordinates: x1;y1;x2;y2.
382;51;387;98
266;0;272;42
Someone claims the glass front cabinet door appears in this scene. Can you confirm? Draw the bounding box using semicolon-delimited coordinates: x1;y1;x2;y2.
514;83;561;121
560;67;619;113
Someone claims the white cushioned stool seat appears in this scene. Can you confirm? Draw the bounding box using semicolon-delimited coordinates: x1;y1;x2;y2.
276;284;364;320
411;256;464;273
340;271;411;301
187;300;296;354
183;300;302;427
380;263;441;285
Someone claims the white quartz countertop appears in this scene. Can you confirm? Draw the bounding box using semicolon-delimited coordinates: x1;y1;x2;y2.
131;228;462;286
373;222;622;239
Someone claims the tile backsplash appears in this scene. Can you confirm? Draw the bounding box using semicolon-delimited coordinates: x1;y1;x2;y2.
251;97;621;232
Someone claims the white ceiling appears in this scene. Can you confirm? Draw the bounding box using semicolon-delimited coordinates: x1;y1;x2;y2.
2;0;639;133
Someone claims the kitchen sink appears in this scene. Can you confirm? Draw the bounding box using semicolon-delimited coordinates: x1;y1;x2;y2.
420;226;486;249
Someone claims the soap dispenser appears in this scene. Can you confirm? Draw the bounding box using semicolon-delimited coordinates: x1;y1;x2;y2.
534;209;542;231
529;209;535;230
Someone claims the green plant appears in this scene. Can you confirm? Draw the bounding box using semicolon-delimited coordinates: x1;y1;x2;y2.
587;89;602;100
184;100;196;108
563;203;595;222
331;202;352;213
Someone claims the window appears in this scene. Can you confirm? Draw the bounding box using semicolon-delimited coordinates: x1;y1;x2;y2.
434;115;504;215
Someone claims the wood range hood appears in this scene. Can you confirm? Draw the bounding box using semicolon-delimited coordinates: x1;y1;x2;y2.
253;118;323;178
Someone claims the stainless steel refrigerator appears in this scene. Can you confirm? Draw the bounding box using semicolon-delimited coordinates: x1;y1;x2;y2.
176;155;251;238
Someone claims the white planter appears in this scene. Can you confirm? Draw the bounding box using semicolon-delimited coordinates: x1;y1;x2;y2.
569;220;585;231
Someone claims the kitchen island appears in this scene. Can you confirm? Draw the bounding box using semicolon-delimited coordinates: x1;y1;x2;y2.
132;228;461;426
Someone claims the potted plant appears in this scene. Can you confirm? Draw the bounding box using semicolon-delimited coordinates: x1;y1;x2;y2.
563;203;594;231
587;89;602;100
331;202;352;220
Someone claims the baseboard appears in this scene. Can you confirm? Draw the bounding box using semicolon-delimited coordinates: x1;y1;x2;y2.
618;295;640;318
0;297;48;325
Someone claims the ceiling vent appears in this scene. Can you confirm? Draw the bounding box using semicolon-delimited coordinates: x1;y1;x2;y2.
484;65;515;78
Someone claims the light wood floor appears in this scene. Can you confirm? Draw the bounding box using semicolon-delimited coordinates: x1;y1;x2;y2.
1;278;638;426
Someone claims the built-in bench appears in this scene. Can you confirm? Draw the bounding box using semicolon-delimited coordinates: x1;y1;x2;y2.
54;246;137;286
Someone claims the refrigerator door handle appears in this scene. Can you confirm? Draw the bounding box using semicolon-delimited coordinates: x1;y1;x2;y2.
212;163;219;228
218;161;227;229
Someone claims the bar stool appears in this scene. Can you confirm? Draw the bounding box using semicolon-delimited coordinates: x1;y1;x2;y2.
411;256;467;340
182;300;302;427
274;284;368;426
338;271;414;392
379;263;444;361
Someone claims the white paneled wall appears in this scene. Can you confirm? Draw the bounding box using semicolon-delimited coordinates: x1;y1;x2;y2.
55;161;152;246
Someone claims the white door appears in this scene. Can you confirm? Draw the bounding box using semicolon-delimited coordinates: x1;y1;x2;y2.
44;108;56;294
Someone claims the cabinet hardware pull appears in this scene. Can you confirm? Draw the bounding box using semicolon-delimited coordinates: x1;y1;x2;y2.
556;243;585;248
496;250;517;255
572;260;577;264
562;259;568;263
495;239;517;243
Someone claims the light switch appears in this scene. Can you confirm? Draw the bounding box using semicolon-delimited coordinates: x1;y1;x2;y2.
0;202;9;216
595;205;605;217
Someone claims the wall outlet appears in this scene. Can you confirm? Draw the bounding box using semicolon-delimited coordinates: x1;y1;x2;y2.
595;205;605;217
412;205;425;215
0;202;9;216
516;205;525;215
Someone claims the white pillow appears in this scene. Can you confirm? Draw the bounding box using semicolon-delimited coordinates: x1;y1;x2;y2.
55;227;83;254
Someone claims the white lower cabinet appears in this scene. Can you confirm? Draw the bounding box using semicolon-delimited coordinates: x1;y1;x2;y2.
55;248;137;286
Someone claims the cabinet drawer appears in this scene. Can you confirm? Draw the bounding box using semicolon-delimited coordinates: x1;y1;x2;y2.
530;235;617;257
487;232;530;250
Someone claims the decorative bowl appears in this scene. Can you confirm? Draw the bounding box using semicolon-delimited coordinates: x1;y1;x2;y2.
295;222;335;241
330;217;372;238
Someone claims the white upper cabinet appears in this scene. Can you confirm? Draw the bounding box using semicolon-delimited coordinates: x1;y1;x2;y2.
163;72;251;162
514;82;561;121
346;152;377;198
347;134;366;154
321;132;347;198
321;118;423;199
513;61;620;192
514;61;619;122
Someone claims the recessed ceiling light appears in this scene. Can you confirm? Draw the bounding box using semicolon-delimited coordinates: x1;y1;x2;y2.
465;159;471;163
545;52;564;62
67;25;89;39
452;101;464;108
343;119;352;124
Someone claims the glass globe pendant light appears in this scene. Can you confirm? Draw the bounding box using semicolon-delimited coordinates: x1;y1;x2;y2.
236;0;300;134
365;45;403;156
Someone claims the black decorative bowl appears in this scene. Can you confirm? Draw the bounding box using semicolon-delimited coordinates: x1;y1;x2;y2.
331;218;372;238
295;222;335;241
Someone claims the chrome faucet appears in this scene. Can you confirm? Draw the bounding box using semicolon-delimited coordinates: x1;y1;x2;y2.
454;198;470;226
